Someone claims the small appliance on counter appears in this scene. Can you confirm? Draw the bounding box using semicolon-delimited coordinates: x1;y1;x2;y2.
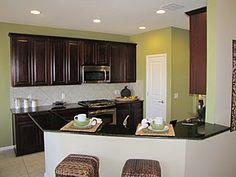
51;101;66;109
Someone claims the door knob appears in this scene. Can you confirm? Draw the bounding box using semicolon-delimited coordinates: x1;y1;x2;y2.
158;100;164;104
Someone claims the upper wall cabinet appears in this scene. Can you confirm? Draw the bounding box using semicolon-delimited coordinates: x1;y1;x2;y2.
80;40;111;65
111;43;136;83
50;39;81;85
10;34;49;87
50;39;67;85
186;7;207;94
32;37;49;86
9;33;136;87
66;41;81;84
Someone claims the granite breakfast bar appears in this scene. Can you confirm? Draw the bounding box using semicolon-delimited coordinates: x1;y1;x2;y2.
28;111;230;177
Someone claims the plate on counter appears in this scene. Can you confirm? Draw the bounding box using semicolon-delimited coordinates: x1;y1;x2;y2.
147;125;169;132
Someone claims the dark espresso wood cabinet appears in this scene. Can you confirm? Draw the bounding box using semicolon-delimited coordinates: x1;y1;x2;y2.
9;33;136;87
116;100;143;130
10;34;49;87
50;39;81;85
11;36;32;86
81;41;111;65
111;43;136;83
186;7;207;94
96;42;111;65
66;41;81;84
50;39;67;85
31;37;49;85
80;40;96;65
12;113;44;156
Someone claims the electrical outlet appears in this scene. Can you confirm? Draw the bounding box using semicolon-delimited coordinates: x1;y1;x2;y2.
61;93;65;100
174;93;179;99
114;90;120;95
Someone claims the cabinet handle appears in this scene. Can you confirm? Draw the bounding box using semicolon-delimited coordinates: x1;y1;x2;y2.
17;39;28;42
123;115;130;129
158;100;164;104
104;70;106;81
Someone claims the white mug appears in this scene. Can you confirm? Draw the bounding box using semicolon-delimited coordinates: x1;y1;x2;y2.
74;114;86;122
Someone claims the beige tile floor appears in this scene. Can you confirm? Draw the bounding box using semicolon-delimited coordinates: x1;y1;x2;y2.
0;149;45;177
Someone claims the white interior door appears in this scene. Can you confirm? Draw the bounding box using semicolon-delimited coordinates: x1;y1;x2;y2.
146;54;167;120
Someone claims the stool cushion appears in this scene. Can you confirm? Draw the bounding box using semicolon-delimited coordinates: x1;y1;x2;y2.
122;159;161;177
55;154;99;177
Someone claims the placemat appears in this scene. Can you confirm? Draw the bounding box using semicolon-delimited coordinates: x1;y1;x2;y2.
135;124;175;136
60;121;102;133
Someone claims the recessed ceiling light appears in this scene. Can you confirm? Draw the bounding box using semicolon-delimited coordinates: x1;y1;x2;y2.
139;26;146;30
156;9;166;14
30;10;41;15
93;19;101;23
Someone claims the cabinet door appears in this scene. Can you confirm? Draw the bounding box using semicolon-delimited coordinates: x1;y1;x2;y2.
81;40;96;65
111;44;125;82
66;41;81;84
187;8;207;94
131;101;143;130
125;45;136;82
96;42;111;65
11;36;31;86
116;103;131;128
31;38;49;85
14;114;44;156
50;39;67;85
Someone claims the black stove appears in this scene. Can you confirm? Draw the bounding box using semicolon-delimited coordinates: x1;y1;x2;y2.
78;99;115;108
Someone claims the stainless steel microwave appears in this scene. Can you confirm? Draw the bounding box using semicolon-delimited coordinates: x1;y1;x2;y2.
82;65;111;83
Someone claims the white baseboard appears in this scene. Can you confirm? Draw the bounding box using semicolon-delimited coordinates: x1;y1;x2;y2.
0;145;14;152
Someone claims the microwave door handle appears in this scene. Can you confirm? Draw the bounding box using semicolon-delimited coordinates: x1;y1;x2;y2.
104;70;106;81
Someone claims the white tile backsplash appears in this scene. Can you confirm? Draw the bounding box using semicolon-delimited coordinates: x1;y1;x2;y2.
10;81;144;108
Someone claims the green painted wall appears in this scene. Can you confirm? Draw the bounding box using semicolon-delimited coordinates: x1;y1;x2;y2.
130;27;193;122
0;22;130;147
171;28;194;120
130;28;172;122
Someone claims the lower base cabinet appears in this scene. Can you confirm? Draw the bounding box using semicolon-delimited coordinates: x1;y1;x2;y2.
116;100;143;130
12;114;44;156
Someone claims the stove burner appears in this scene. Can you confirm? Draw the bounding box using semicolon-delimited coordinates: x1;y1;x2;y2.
78;99;115;108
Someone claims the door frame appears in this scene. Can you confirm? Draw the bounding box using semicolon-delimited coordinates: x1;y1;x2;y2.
146;53;167;119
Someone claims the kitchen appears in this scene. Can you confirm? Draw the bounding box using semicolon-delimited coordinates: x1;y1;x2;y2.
1;2;236;176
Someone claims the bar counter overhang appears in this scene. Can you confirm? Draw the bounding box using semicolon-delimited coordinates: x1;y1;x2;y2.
28;111;233;177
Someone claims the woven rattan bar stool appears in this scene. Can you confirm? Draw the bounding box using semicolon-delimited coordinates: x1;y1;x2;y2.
121;159;161;177
55;154;99;177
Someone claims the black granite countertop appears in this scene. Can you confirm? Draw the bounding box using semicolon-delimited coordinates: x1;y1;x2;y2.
10;103;85;114
11;100;143;114
28;111;230;140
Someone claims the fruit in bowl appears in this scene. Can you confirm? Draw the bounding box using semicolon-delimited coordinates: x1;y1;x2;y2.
115;96;138;102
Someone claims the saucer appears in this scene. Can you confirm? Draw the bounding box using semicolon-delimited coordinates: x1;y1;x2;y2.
148;125;169;132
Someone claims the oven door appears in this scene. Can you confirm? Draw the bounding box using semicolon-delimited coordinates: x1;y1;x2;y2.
88;108;116;125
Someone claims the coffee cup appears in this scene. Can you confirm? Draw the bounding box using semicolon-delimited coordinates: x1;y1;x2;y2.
151;117;164;130
74;114;86;122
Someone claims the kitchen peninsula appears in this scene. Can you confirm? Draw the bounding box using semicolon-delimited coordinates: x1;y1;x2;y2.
25;108;229;177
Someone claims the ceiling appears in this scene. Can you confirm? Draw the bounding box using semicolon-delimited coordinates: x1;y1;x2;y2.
0;0;206;35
